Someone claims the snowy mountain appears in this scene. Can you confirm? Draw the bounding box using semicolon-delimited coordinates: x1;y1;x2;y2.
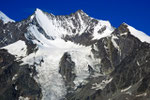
0;9;150;100
30;8;114;40
0;11;15;24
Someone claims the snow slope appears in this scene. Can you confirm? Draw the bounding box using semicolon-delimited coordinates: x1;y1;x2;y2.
34;8;86;39
3;40;27;59
0;11;15;24
34;8;114;40
127;25;150;43
92;20;114;40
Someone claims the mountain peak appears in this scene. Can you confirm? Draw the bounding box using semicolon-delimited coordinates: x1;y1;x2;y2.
75;9;85;14
114;22;150;43
0;11;15;24
35;8;43;13
73;9;89;16
34;8;88;17
34;8;45;16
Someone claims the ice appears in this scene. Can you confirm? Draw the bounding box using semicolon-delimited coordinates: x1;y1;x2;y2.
69;48;92;88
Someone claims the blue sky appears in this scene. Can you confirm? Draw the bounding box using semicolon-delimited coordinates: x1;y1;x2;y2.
1;0;150;35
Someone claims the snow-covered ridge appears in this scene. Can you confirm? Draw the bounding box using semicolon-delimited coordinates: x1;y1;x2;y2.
33;9;150;43
127;25;150;43
0;11;15;24
33;8;114;40
120;23;150;43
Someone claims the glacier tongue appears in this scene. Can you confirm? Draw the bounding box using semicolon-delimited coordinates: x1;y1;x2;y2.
0;11;15;24
14;24;96;100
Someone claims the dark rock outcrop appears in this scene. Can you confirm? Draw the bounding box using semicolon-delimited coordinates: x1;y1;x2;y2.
0;49;42;100
65;24;150;100
59;52;76;92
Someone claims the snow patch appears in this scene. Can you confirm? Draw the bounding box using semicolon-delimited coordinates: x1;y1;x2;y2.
92;20;114;40
12;74;18;81
120;32;128;36
15;86;18;90
111;36;119;50
121;85;132;92
93;44;99;51
3;40;27;59
111;36;121;55
137;61;140;66
19;96;30;100
91;78;113;90
136;93;147;97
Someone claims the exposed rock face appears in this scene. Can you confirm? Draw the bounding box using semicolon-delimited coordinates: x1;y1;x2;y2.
59;52;76;92
0;49;42;100
0;9;150;100
65;24;150;100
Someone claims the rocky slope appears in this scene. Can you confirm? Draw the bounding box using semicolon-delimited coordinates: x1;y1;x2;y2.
0;9;150;100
